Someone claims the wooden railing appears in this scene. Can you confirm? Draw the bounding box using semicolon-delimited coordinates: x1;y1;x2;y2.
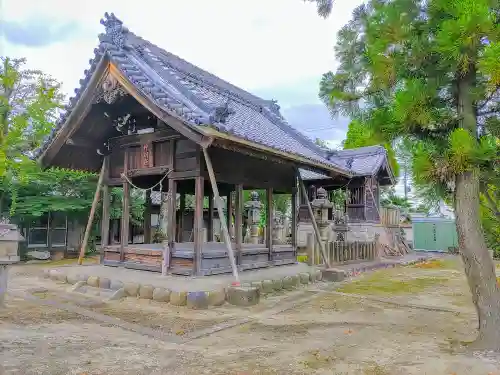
305;233;377;266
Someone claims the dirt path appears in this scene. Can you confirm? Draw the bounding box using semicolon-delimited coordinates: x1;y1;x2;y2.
1;258;499;374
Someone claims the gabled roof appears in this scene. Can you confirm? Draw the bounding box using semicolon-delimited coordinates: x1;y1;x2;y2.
36;13;394;185
327;145;393;177
36;13;337;170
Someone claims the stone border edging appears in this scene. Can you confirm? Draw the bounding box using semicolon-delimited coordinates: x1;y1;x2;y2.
40;257;431;309
41;268;324;309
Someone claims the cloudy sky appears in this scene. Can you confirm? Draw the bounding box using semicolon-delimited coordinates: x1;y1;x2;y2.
1;0;361;147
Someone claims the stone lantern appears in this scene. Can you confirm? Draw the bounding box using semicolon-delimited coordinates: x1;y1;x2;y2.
244;191;262;244
272;210;284;244
0;223;24;307
333;209;349;242
311;187;333;244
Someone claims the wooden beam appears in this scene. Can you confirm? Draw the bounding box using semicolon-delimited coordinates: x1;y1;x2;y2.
100;156;111;263
202;147;240;283
78;158;106;265
178;193;186;242
266;187;273;261
208;192;214;242
66;138;94;148
235;184;243;265
291;185;297;251
144;190;152;243
165;178;177;275
297;171;331;268
120;151;130;262
193;176;204;276
226;191;234;239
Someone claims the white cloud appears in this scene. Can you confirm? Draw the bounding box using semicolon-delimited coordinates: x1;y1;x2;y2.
1;0;364;97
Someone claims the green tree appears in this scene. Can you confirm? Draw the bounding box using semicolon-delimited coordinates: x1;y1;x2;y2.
0;57;64;215
318;0;500;349
303;0;334;18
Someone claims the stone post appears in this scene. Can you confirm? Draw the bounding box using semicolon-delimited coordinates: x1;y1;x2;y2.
244;191;262;245
0;223;23;307
311;187;333;265
272;211;284;244
333;208;349;243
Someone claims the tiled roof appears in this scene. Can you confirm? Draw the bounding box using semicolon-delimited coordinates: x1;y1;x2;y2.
326;145;391;176
36;13;332;168
36;13;393;184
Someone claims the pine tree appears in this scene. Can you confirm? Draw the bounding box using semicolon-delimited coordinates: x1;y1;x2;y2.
319;0;500;350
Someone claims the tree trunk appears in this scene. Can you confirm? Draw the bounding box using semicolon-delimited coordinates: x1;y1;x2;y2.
455;170;500;350
456;70;500;350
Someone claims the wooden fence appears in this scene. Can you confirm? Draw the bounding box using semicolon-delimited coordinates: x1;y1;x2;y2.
306;233;377;266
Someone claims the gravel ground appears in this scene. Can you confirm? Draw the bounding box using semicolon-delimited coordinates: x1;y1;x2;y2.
0;258;499;374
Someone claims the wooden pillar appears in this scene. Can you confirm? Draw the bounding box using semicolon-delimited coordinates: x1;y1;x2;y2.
179;193;186;242
164;178;177;275
291;185;297;252
167;179;177;246
143;190;152;244
235;185;243;264
226;191;233;239
100;180;110;263
208;192;214;242
193;177;204;275
120;183;130;262
266;187;273;261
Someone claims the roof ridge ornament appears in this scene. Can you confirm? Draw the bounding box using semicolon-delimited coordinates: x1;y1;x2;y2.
209;101;235;125
100;12;128;49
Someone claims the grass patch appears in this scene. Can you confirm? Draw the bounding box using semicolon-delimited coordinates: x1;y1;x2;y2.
363;364;390;375
412;258;457;270
337;271;448;295
300;350;336;370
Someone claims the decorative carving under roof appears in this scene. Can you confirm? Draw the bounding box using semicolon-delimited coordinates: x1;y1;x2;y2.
209;101;235;124
100;12;127;49
95;74;127;104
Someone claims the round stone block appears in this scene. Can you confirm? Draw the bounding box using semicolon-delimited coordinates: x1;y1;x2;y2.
87;276;100;288
110;280;124;291
56;272;67;283
299;273;310;285
272;279;283;291
309;269;322;282
99;277;111;289
139;284;154;299
281;276;296;290
152;287;171;302
313;269;323;281
226;286;260;306
208;289;226;306
187;291;209;309
42;269;50;279
290;275;300;287
76;274;89;283
261;280;274;294
124;282;140;297
66;275;79;285
250;281;263;291
49;269;60;281
170;291;187;306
